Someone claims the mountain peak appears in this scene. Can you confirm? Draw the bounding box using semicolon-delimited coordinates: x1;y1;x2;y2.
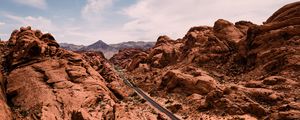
89;40;110;48
94;40;107;45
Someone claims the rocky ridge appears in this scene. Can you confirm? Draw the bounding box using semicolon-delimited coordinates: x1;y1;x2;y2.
110;2;300;119
0;27;163;120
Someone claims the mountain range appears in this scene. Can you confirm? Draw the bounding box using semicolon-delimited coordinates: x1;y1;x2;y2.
60;40;155;58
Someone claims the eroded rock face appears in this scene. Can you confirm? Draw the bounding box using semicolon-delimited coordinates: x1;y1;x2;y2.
0;41;13;120
213;19;244;43
0;71;12;120
110;48;146;69
5;27;117;119
81;51;134;99
111;20;243;70
0;27;168;120
111;1;300;119
160;67;218;95
242;3;300;80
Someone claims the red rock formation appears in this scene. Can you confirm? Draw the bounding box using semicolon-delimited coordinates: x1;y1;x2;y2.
213;19;244;43
0;41;13;120
81;51;134;99
109;48;146;69
0;70;12;120
160;67;218;95
3;27;118;119
241;2;300;81
111;19;243;70
0;30;165;119
109;48;146;70
110;2;300;119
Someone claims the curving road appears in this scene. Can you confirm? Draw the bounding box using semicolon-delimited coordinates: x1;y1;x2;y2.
115;67;181;120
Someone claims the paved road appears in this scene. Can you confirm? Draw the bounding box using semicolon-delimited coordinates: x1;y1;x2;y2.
116;68;181;120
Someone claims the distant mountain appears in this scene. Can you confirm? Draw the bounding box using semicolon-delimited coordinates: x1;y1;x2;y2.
59;40;155;58
79;40;118;58
80;40;117;52
60;43;84;51
110;41;155;50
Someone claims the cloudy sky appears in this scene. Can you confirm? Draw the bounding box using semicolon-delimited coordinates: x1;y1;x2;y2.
0;0;298;45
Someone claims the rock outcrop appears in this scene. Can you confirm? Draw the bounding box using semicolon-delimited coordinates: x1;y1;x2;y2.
0;71;12;120
110;2;300;119
110;48;146;69
160;67;218;95
3;27;118;119
0;27;161;120
0;41;13;120
81;51;134;99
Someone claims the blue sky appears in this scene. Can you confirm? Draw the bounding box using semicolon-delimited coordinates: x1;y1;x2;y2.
0;0;298;45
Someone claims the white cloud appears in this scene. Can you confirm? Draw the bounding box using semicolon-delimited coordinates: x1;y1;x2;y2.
4;14;55;32
2;14;121;45
12;0;47;9
2;14;73;43
81;0;114;21
2;0;299;45
0;22;5;27
122;0;299;41
2;14;96;45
